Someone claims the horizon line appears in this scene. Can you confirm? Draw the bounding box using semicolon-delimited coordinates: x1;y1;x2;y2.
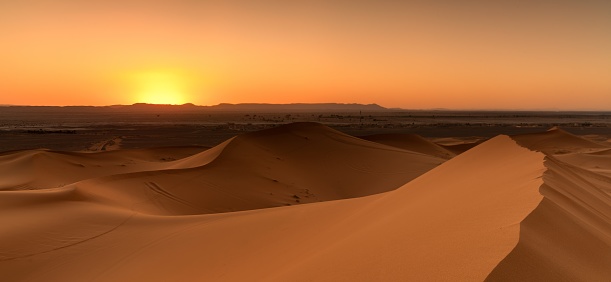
1;102;610;112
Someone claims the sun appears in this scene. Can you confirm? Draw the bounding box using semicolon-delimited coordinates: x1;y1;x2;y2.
130;70;191;105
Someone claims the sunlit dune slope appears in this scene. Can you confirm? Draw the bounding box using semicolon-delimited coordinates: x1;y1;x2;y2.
361;133;456;159
0;135;548;281
0;147;206;191
77;122;446;215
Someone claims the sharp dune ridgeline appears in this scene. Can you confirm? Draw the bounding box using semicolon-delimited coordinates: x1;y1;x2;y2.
361;133;456;159
0;122;609;281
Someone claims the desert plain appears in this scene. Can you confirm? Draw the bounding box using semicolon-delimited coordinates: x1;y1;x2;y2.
0;104;610;281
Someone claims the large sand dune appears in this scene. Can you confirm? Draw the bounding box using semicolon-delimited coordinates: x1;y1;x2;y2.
71;123;446;215
0;123;609;281
487;129;611;281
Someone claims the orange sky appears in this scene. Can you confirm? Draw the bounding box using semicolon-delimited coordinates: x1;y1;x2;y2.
1;0;610;109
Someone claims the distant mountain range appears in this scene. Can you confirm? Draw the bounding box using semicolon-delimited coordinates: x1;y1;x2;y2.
211;103;387;111
2;103;390;112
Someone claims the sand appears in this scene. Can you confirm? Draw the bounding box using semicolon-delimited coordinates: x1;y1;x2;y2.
361;133;456;159
0;122;609;281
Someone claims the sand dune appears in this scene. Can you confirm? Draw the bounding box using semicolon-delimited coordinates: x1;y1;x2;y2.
361;133;456;159
484;129;611;281
0;147;205;191
487;154;611;281
0;123;609;281
77;122;446;215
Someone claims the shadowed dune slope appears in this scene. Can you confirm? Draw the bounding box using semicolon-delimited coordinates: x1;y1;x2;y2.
0;147;206;191
512;127;607;154
439;141;484;154
431;137;486;154
76;122;446;215
361;133;456;159
0;135;551;281
486;153;611;281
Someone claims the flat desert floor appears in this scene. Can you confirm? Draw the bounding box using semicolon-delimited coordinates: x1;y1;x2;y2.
0;110;610;281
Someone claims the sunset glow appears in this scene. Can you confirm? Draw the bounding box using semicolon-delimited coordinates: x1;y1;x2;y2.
1;1;610;109
128;70;191;105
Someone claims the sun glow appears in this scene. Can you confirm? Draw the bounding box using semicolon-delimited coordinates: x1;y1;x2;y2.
129;70;192;105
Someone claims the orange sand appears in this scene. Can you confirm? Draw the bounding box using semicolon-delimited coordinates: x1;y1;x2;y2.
0;123;609;281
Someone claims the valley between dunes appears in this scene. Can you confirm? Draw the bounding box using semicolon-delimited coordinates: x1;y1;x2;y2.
0;123;609;281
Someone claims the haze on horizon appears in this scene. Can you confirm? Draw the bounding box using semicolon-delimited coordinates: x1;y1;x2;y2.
1;0;610;110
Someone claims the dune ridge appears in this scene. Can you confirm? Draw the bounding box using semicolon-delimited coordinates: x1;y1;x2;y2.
512;127;607;154
0;123;609;281
361;133;456;159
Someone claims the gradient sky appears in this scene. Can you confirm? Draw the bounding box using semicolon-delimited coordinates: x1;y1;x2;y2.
1;0;610;109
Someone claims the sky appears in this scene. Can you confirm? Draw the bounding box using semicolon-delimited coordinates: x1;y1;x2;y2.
1;0;610;110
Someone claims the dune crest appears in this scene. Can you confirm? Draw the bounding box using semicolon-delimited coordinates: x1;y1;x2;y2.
513;127;606;154
361;133;456;159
